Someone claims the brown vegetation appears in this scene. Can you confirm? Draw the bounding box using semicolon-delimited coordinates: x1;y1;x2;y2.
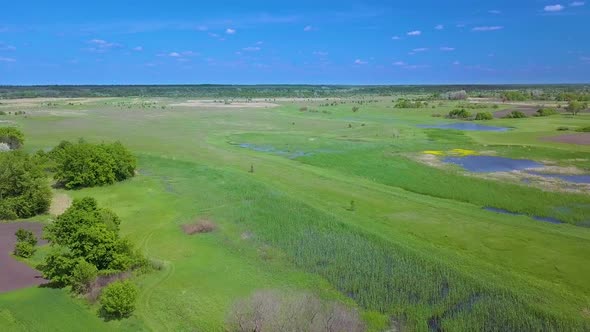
181;219;217;235
227;290;365;332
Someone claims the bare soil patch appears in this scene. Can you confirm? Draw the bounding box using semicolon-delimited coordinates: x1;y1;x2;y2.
170;99;278;108
543;133;590;145
181;219;217;235
49;193;72;216
0;222;47;293
493;107;540;118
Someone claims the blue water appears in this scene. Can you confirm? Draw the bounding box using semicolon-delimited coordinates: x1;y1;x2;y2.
443;156;543;173
483;207;564;224
418;123;510;132
526;171;590;184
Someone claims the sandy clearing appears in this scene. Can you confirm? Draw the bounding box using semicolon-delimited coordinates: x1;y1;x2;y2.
0;222;48;293
542;133;590;145
169;100;279;108
49;193;72;216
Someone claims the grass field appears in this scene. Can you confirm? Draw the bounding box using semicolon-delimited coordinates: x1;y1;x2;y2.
1;96;589;331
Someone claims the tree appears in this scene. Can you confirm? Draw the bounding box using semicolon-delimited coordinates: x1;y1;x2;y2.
0;127;24;150
50;140;136;189
566;101;588;116
42;197;144;287
100;281;138;318
0;151;51;220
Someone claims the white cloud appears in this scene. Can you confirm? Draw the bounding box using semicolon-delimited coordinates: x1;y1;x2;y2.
435;24;444;30
393;61;406;66
488;9;501;14
544;4;565;12
581;56;590;62
354;59;368;65
168;52;181;57
453;61;461;65
132;46;143;51
303;25;314;32
391;36;401;40
407;30;421;36
242;46;261;52
196;26;208;31
255;41;264;45
226;28;236;34
313;51;328;56
472;26;504;31
570;1;585;6
86;39;122;52
0;56;16;62
412;48;429;52
440;46;455;51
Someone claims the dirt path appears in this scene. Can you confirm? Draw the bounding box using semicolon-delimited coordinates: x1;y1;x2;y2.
0;222;48;293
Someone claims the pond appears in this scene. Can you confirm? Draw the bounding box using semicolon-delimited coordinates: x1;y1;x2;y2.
417;123;510;132
443;156;543;172
483;207;564;224
238;143;311;159
526;171;590;184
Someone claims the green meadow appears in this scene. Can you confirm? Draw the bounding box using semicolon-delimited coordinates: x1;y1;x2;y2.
1;96;590;331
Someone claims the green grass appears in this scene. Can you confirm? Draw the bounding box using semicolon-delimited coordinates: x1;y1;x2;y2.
1;96;590;331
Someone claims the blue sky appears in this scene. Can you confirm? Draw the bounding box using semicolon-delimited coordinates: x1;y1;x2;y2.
0;0;589;84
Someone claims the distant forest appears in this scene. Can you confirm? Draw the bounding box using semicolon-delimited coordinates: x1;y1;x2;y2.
0;84;589;99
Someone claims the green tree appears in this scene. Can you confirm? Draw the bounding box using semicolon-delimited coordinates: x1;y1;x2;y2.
565;101;588;116
0;151;51;219
100;281;138;318
475;112;493;120
51;141;136;189
0;127;24;149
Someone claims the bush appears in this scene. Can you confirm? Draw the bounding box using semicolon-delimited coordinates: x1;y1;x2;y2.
475;112;493;120
100;281;138;318
0;151;52;220
50;140;136;189
504;111;527;118
566;101;588;116
181;220;217;234
536;108;558;117
14;241;35;258
556;126;570;131
448;108;471;119
15;229;38;246
71;259;98;293
0;127;24;150
576;126;590;132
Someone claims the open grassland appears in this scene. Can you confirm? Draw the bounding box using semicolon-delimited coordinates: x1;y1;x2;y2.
1;96;589;331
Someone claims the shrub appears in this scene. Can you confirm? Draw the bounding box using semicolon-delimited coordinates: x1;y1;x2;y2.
14;241;35;258
504;111;527;118
352;106;359;112
0;127;24;150
0;151;52;220
474;112;493;120
71;259;98;293
448;108;471;119
501;91;528;101
445;90;468;100
557;126;570;131
15;229;38;246
576;126;590;132
536;108;558;117
50;140;136;189
100;281;138;318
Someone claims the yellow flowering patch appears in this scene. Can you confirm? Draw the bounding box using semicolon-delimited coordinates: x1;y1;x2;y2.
422;150;445;155
449;149;478;156
422;149;478;156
